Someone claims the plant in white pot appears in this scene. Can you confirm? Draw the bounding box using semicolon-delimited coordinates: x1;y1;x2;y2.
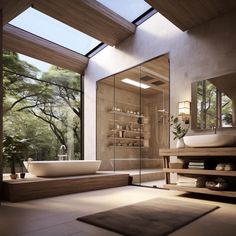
170;116;189;148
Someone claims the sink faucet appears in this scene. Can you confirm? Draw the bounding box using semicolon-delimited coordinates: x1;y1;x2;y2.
211;126;217;134
58;145;68;160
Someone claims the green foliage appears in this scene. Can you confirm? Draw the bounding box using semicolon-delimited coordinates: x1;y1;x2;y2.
196;81;233;129
3;135;31;174
223;113;232;125
4;110;58;160
3;50;39;76
170;116;189;140
3;50;82;164
221;93;233;127
197;80;217;129
42;66;81;90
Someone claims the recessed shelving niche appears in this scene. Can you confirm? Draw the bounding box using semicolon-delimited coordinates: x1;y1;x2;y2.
107;103;147;149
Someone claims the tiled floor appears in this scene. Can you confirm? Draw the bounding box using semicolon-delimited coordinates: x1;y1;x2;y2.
1;186;236;236
141;179;166;188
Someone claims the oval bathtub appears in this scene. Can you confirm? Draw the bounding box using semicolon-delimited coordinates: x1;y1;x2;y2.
23;160;101;177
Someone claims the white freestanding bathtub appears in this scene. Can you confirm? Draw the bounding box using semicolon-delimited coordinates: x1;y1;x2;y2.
23;160;101;177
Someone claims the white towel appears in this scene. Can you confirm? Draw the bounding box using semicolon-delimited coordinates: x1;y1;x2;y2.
177;175;206;187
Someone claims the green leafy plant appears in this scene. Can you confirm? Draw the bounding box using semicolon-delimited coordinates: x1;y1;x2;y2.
3;135;31;175
170;116;189;140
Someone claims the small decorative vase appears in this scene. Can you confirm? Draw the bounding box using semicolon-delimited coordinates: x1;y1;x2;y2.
20;173;26;179
176;138;185;149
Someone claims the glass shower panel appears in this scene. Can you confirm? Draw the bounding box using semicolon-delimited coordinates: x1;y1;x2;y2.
139;56;170;187
113;66;142;179
96;76;115;171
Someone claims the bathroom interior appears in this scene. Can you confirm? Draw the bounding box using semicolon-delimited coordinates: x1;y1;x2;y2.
1;1;236;236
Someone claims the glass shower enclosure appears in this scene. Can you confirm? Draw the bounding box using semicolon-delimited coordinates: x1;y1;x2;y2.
96;54;169;187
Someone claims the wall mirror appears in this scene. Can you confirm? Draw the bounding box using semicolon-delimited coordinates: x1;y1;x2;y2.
191;72;236;130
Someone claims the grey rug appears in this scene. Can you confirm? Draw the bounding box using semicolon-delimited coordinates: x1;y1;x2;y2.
77;198;219;236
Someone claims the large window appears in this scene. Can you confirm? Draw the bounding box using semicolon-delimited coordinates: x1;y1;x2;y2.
3;50;82;172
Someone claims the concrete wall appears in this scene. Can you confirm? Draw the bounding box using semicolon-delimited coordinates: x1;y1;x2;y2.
84;11;236;159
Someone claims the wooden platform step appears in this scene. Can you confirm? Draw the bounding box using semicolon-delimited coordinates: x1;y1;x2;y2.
3;173;130;202
110;158;163;170
131;169;164;184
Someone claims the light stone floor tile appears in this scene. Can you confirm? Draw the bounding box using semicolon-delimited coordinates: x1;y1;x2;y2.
1;186;236;236
69;222;121;236
17;221;83;236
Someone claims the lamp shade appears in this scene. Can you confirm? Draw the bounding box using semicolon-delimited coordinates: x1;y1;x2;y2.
178;101;190;115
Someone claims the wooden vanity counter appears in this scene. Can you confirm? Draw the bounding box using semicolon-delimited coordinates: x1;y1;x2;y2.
160;147;236;198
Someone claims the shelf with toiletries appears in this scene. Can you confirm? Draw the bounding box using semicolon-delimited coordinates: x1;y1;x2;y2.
107;104;148;150
163;168;236;177
164;159;236;177
109;110;144;118
109;119;144;126
108;135;144;149
109;129;144;134
164;184;236;198
160;148;236;198
108;145;144;149
108;105;144;118
108;137;144;140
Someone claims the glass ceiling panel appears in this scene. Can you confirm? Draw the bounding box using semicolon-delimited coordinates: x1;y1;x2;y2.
97;0;151;22
10;7;101;55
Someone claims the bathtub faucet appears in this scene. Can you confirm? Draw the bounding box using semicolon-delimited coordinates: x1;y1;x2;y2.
58;145;68;160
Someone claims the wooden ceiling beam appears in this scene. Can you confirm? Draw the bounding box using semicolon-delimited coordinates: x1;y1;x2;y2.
3;24;88;73
145;0;236;31
32;0;136;46
1;0;31;25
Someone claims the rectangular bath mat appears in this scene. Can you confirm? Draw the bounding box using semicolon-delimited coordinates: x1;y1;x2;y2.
77;198;218;236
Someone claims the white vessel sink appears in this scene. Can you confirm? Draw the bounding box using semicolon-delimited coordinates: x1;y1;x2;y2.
184;134;236;147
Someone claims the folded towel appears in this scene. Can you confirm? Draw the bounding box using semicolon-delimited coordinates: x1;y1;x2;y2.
177;182;205;187
188;166;205;169
177;175;203;182
177;175;206;187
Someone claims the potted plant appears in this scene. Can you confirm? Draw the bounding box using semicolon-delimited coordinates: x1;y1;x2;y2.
3;135;30;179
170;116;189;148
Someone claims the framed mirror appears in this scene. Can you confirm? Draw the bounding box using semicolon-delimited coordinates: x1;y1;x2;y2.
191;72;236;130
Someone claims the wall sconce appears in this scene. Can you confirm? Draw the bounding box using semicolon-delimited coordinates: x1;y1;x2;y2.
178;101;191;124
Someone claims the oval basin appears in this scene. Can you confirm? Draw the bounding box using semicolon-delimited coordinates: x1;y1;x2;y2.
184;134;236;147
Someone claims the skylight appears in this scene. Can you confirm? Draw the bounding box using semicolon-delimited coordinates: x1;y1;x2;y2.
10;7;101;55
97;0;152;22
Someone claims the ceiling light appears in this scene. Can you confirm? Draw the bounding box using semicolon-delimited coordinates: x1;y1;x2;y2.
121;78;150;89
